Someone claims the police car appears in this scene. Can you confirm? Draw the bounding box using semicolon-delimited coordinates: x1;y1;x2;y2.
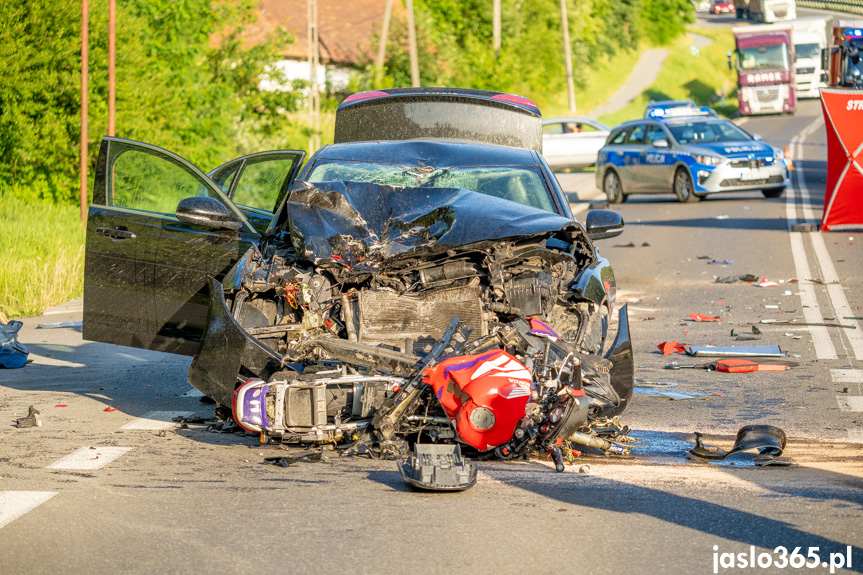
596;106;789;203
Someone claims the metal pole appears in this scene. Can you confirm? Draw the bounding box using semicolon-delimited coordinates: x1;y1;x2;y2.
108;0;115;136
376;0;393;79
406;0;420;87
80;0;89;223
559;0;576;114
493;0;501;54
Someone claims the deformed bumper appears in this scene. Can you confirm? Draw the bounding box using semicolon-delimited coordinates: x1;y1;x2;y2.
187;277;282;407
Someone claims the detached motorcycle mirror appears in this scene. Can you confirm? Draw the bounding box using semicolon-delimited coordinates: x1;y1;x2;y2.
584;209;624;241
176;196;243;231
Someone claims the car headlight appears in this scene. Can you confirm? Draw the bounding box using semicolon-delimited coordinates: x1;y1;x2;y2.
773;148;785;162
695;155;723;166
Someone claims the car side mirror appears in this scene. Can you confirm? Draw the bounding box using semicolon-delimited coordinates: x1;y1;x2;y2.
176;196;243;231
652;138;669;148
752;133;763;141
585;209;624;241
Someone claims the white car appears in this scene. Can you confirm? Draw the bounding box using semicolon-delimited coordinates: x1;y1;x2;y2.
541;117;611;170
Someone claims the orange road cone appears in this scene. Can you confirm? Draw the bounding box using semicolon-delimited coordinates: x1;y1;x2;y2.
784;146;794;170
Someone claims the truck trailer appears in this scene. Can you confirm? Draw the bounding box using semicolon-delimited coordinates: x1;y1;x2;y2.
749;0;796;23
732;24;796;115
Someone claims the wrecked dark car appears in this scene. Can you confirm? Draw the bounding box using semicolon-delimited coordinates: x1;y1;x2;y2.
83;88;635;472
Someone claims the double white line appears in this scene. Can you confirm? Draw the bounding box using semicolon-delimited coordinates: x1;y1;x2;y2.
787;116;863;409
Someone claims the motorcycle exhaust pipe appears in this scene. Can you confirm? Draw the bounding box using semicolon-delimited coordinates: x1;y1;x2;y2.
566;431;615;451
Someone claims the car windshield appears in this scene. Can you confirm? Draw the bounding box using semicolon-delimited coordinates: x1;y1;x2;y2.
666;121;752;144
794;43;821;60
739;44;791;70
307;161;556;213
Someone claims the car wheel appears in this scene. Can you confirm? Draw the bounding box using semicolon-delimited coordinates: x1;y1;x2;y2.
674;168;698;203
762;187;785;198
603;170;625;204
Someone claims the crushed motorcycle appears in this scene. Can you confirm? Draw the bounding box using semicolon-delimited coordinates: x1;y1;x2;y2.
188;181;639;487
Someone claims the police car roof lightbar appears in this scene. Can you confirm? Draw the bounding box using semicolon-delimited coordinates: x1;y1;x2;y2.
648;106;715;119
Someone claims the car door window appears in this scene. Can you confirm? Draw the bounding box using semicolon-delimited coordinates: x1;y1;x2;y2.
625;125;646;144
646;125;669;145
112;150;221;214
609;129;629;145
230;157;297;213
543;123;564;135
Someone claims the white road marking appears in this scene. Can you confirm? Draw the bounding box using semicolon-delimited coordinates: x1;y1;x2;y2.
47;446;133;470
810;236;863;360
119;411;193;430
786;120;837;360
831;369;863;383
848;430;863;443
836;396;863;412
0;492;57;529
182;387;205;397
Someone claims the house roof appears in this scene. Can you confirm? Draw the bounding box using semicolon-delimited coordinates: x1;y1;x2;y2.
245;0;404;65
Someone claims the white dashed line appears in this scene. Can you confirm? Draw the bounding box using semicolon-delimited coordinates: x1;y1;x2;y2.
118;411;193;430
47;446;134;470
0;491;57;529
836;396;863;412
831;369;863;384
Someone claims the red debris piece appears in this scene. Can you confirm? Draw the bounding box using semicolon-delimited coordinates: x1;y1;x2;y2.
54;404;68;407
690;313;722;322
104;404;121;412
757;278;779;288
657;341;689;355
714;359;789;373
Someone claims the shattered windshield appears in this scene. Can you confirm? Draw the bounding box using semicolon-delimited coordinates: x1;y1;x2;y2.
666;121;752;144
739;44;791;70
307;161;556;213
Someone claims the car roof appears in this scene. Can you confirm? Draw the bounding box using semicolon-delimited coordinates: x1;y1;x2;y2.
310;139;540;167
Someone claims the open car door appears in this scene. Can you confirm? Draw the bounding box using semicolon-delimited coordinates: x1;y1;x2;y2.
83;137;300;356
208;150;305;234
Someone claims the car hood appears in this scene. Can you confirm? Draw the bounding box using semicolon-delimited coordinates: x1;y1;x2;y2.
282;181;578;271
687;141;776;158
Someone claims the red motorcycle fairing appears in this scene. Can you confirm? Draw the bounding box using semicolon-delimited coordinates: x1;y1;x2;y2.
422;349;533;451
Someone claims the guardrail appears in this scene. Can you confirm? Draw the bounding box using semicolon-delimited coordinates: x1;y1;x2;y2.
797;0;863;15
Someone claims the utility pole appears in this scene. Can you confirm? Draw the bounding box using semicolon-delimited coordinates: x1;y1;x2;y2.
406;0;420;87
307;0;320;153
376;0;393;84
80;0;88;223
108;0;115;136
559;0;576;114
493;0;501;54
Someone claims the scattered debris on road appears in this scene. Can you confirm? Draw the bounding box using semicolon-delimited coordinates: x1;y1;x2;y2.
687;425;788;466
264;451;325;467
0;319;29;369
399;443;477;490
36;321;83;329
15;405;41;428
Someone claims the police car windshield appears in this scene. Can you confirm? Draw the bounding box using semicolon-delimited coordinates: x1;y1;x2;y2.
666;121;752;145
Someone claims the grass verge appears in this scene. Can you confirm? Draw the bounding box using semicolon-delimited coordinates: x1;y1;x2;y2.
598;27;739;127
0;195;85;319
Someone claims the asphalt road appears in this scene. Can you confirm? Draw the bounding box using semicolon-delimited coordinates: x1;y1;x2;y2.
3;29;863;575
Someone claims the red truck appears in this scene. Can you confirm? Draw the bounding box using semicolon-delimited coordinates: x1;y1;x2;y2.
731;24;796;115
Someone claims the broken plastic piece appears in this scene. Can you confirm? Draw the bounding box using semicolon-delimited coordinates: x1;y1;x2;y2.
264;451;323;467
398;443;477;491
688;345;785;358
687;425;786;462
103;404;120;412
16;405;41;428
689;313;722;322
713;358;798;373
706;259;732;265
757;278;779;288
657;341;688;355
36;321;83;329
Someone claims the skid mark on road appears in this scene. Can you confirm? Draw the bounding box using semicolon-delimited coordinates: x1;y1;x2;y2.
47;446;134;470
119;411;193;430
0;491;57;530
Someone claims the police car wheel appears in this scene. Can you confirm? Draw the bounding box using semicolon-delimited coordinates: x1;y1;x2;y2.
762;187;785;199
603;170;625;204
674;169;698;203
